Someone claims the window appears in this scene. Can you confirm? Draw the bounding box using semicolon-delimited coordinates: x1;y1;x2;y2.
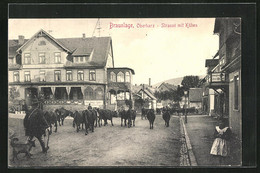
85;87;94;100
78;70;84;81
24;53;31;64
80;56;84;62
234;75;239;110
54;70;61;82
40;71;46;82
95;87;103;100
117;72;125;82
38;40;46;46
110;72;116;82
117;91;125;100
74;57;79;63
89;70;96;81
125;72;130;82
13;71;19;82
74;56;86;63
66;70;72;81
125;92;130;100
54;52;61;63
39;53;46;64
24;71;31;82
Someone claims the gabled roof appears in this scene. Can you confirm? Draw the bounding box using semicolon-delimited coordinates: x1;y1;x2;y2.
189;88;203;102
16;29;71;53
158;82;177;91
137;88;157;100
9;29;112;68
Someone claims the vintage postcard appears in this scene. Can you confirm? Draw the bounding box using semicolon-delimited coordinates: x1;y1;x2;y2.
8;17;242;167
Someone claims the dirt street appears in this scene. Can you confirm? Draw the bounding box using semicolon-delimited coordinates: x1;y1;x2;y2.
8;114;181;167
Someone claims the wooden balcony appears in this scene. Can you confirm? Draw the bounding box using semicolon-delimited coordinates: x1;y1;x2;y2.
205;72;229;89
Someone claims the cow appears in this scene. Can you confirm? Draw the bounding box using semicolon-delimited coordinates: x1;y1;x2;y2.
141;108;148;120
119;109;127;127
156;108;162;114
73;111;84;132
97;109;114;126
55;107;73;126
162;110;171;127
126;109;136;128
43;111;58;134
147;109;155;129
82;109;97;135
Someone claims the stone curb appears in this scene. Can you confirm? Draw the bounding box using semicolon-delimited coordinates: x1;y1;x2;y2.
180;116;198;166
179;118;190;166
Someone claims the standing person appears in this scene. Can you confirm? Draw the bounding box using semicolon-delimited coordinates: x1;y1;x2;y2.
24;101;50;153
88;103;92;110
210;119;232;165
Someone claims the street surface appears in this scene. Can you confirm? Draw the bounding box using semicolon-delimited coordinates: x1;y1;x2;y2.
8;114;181;167
185;115;241;166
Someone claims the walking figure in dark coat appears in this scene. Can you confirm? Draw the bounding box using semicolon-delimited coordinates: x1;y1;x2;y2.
23;102;50;153
88;103;92;110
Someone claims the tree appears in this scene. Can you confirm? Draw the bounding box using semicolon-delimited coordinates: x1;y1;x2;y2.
173;85;184;103
181;75;200;90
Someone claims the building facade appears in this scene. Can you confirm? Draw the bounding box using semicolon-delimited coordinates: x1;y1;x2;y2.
8;29;134;111
188;88;203;111
203;18;241;139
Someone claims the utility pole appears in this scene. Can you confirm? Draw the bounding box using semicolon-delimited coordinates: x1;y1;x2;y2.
92;18;102;37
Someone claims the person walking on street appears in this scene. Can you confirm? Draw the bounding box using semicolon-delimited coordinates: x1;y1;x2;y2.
210;118;232;165
24;101;50;153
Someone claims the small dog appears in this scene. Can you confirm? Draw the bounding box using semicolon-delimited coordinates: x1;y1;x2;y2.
10;138;36;161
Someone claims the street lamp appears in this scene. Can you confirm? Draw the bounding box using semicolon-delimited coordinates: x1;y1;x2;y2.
184;90;188;123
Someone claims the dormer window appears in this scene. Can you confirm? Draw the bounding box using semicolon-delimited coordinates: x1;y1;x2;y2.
80;56;84;62
73;56;89;63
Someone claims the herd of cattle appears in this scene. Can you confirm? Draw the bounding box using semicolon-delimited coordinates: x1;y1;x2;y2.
43;108;138;135
42;107;183;135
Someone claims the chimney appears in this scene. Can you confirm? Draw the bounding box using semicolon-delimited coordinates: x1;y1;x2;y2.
82;33;86;39
18;35;25;45
149;78;151;87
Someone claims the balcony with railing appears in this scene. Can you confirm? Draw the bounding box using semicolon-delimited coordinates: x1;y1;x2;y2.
205;72;229;89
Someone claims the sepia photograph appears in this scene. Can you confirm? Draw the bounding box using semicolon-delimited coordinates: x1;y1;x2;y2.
8;16;243;167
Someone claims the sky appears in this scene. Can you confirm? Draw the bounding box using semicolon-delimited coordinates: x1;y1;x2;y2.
9;18;219;85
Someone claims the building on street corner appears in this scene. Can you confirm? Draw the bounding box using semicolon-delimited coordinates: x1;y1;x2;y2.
8;29;135;111
201;18;241;139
